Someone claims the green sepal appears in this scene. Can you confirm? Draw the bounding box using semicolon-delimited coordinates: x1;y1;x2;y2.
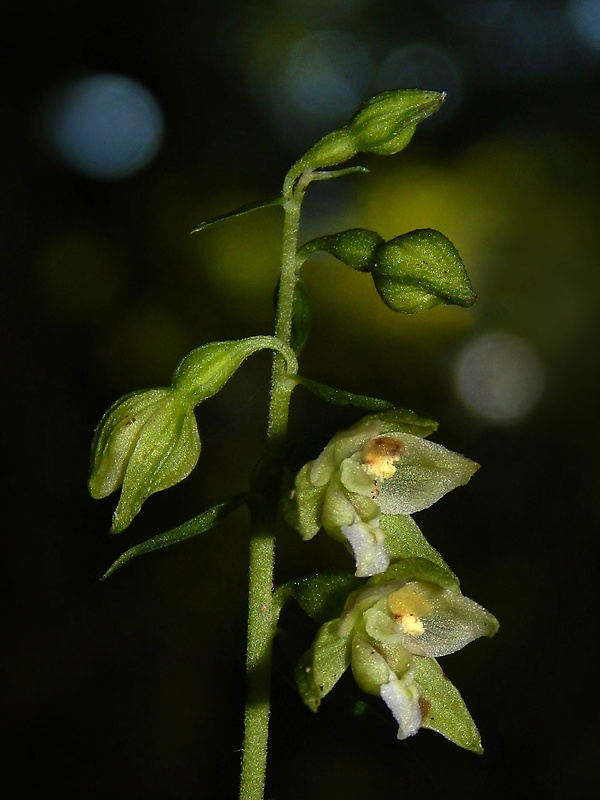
299;228;384;272
376;433;479;516
293;376;394;412
359;408;439;438
296;619;352;712
414;657;484;754
191;197;283;233
367;557;460;592
379;515;457;579
372;228;476;314
290;462;327;541
284;568;362;623
101;493;248;579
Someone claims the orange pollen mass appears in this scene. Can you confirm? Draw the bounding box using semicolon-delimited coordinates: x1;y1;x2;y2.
363;436;405;479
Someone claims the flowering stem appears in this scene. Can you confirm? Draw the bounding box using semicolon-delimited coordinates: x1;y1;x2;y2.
238;171;309;800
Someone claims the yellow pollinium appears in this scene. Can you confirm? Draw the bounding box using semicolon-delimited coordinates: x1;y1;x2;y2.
362;436;405;479
387;586;432;636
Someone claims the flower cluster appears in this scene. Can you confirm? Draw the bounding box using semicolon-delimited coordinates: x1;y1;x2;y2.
290;411;496;748
291;412;478;576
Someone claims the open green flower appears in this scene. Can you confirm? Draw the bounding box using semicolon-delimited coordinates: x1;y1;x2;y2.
291;412;478;576
297;557;498;749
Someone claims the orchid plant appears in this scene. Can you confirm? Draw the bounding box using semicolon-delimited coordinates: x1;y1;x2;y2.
89;89;498;800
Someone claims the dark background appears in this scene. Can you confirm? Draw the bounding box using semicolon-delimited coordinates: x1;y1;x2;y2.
5;1;599;798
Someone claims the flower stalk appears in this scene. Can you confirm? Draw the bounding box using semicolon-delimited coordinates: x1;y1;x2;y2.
88;89;496;800
239;169;308;800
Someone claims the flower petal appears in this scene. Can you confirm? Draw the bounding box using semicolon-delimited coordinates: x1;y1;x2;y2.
379;675;422;739
341;520;390;577
377;433;479;515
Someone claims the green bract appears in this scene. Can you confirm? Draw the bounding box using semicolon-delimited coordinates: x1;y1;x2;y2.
291;412;478;577
89;389;200;534
297;557;498;749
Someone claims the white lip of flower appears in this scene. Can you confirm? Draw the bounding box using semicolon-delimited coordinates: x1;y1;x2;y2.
379;670;422;740
341;516;390;578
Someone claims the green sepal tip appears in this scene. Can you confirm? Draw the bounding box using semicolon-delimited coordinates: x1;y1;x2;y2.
414;657;485;754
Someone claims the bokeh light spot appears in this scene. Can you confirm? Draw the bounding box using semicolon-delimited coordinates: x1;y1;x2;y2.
268;29;371;152
568;0;600;51
454;332;544;424
43;73;164;180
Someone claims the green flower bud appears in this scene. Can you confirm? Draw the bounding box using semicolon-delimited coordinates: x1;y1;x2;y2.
172;335;297;406
288;90;445;183
89;389;200;533
348;89;445;156
372;228;476;313
299;228;384;272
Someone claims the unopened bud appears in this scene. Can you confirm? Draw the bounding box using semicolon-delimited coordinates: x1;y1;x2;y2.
89;389;200;533
348;89;445;156
372;228;476;313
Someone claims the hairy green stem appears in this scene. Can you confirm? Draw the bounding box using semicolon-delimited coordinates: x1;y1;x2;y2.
238;173;308;800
